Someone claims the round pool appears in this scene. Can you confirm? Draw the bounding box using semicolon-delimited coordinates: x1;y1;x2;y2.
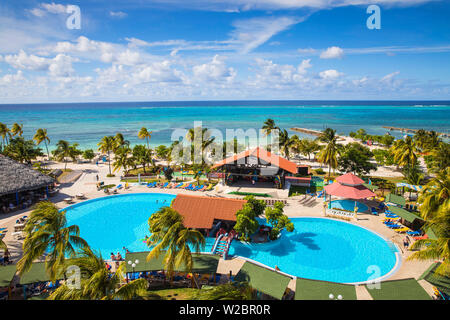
64;194;398;284
330;199;369;213
64;193;178;257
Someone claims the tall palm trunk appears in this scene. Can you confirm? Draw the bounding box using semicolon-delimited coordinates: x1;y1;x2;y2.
44;140;50;160
108;150;112;175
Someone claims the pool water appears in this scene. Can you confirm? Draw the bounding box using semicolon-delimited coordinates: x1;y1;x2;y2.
229;217;398;283
330;199;369;213
65;193;178;257
64;194;398;283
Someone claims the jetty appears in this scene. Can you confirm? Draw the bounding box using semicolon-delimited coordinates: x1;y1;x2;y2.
290;128;323;137
383;126;449;138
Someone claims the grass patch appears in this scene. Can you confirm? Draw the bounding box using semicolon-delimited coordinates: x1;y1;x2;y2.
229;191;272;198
289;185;323;197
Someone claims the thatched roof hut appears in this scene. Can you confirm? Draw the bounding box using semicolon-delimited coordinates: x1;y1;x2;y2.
0;155;55;197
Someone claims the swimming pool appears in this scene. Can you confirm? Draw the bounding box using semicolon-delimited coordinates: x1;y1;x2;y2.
330;199;369;213
64;194;398;283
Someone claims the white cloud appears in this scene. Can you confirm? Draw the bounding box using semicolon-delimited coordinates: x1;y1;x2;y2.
4;50;75;77
41;2;67;14
320;46;344;59
381;71;400;82
319;69;343;80
230;16;303;54
192;55;236;83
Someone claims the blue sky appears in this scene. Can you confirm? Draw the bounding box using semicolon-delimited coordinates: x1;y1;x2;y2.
0;0;449;102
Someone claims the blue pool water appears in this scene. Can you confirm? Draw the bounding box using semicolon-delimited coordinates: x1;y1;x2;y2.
65;194;398;283
330;199;369;213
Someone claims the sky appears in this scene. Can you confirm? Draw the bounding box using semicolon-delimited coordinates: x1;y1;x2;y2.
0;0;449;103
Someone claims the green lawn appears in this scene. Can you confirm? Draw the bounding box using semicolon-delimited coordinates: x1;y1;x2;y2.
365;278;431;300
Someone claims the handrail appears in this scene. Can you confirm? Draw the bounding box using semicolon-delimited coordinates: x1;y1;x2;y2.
211;233;224;254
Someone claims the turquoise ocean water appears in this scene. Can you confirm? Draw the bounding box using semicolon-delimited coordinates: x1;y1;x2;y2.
0;101;449;150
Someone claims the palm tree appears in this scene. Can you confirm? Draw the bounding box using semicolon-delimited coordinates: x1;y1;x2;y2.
114;132;129;152
147;207;205;284
279;129;295;160
418;168;449;220
11;123;23;137
391;136;418;173
0;122;11;150
17;202;89;282
48;246;147;300
53;140;71;170
298;138;320;161
98;136;115;175
132;144;152;173
429;142;450;173
138;127;152;150
33;128;51;160
317;128;341;177
261;118;279;136
186;127;215;164
407;203;450;276
113;146;133;175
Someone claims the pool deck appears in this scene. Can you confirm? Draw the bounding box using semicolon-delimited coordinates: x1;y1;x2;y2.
0;161;438;299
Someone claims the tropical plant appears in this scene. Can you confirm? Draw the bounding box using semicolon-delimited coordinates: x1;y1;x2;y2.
261;118;279;136
113;146;133;174
418;168;450;220
407;202;450;276
114;132;129;152
48;246;147;300
194;282;253;300
155;145;169;160
17;202;89;282
3;137;43;164
264;202;294;240
186;127;215;164
338;142;376;175
233;196;265;242
132;144;152;173
82;149;95;161
138;127;152;150
391;136;418;173
10;123;23;137
33;128;51;160
147;207;205;283
297;138;320;161
317;128;341;177
53;140;80;170
428;142;450;174
278;129;295;160
0;122;11;150
97;136;115;175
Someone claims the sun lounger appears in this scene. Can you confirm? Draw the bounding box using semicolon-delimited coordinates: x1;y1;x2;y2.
407;230;421;236
116;184;123;189
185;184;194;190
161;182;169;188
205;184;213;191
413;234;428;240
394;227;410;233
370;207;379;215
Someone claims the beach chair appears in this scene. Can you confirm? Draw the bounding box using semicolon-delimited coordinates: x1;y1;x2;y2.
193;185;204;191
116;184;123;189
370;207;379;215
407;230;421;236
184;184;194;190
173;182;183;188
161;182;169;188
413;234;428;240
394;227;410;233
204;184;213;191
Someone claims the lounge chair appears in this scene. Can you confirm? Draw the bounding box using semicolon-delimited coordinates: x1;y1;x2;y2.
394;227;410;233
407;230;421;236
370;207;379;215
161;182;169;188
413;234;428;240
204;184;213;191
184;184;194;190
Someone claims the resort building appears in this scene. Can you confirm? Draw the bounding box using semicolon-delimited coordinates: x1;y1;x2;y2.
211;147;307;189
0;155;56;214
171;194;246;236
